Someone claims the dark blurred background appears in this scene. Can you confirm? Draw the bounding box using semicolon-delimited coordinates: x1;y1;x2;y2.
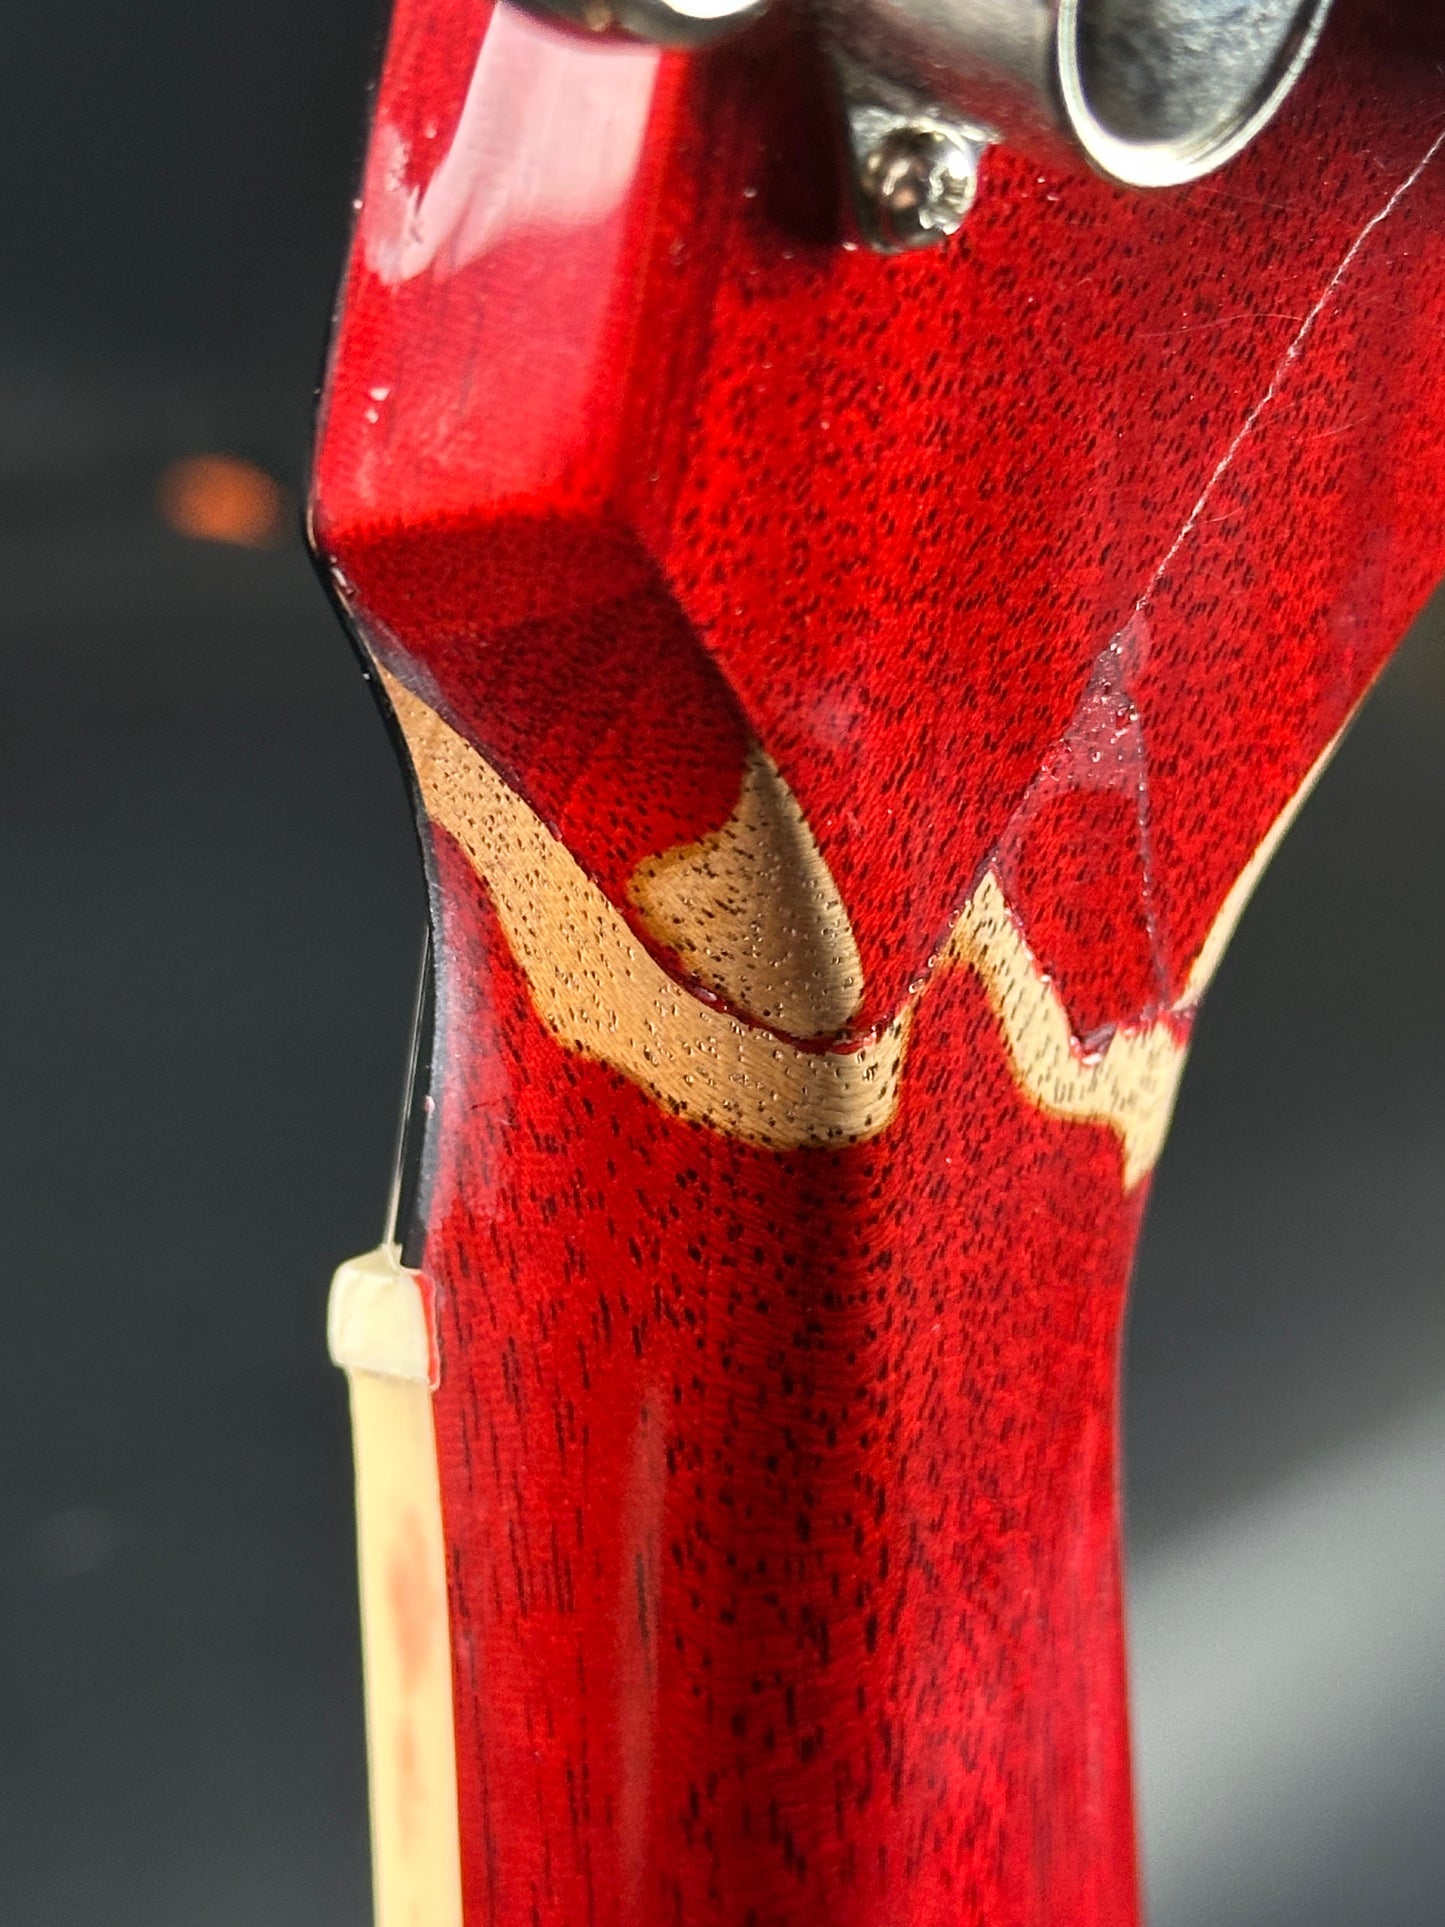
1;3;1441;1922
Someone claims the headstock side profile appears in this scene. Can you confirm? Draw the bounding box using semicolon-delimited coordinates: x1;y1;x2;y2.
311;2;1445;1921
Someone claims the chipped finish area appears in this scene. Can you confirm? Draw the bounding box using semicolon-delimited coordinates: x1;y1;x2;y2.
390;669;1326;1187
330;1241;437;1386
311;2;1445;1922
386;670;909;1149
628;741;863;1038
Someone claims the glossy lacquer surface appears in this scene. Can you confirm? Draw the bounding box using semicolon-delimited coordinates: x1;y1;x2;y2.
312;4;1445;1921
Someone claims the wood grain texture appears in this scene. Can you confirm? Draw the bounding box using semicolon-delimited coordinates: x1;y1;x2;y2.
384;666;1284;1181
311;2;1445;1920
628;742;863;1039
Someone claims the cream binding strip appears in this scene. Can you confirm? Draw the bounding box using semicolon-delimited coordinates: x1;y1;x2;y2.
330;1247;463;1927
385;670;1337;1189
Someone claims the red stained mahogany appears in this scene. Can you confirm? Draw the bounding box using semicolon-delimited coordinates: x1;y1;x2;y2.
312;3;1445;1921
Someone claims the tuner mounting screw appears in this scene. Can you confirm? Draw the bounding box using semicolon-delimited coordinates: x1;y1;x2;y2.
852;113;983;254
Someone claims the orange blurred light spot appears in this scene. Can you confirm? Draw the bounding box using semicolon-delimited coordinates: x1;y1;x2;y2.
157;455;286;549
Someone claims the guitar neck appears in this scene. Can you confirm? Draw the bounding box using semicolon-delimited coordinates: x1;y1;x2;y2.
311;3;1445;1921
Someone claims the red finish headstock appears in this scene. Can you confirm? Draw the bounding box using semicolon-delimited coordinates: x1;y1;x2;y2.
311;4;1445;1922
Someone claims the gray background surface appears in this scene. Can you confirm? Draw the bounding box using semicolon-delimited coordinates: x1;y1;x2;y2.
2;1;1441;1919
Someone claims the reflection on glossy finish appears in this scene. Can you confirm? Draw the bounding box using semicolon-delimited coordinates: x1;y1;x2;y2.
363;10;659;286
312;2;1445;1921
324;3;667;519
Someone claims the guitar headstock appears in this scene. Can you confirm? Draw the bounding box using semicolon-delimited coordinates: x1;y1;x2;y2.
310;3;1445;1921
316;0;1445;1073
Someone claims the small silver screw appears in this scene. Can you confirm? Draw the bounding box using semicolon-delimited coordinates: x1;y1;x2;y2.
857;119;980;253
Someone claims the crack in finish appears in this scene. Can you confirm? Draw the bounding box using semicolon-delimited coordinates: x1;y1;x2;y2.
383;669;913;1152
1139;124;1445;603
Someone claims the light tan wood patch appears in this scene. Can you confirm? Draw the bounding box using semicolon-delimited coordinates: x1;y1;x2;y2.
388;673;907;1149
628;743;863;1038
385;670;1321;1188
